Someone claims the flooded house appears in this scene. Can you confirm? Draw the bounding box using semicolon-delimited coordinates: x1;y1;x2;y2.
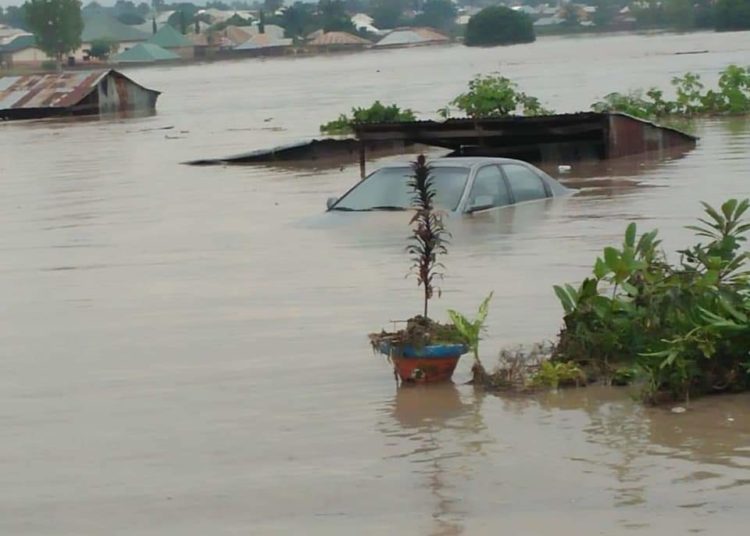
147;25;195;60
111;43;180;64
374;27;450;48
307;31;372;51
0;69;160;121
0;35;45;69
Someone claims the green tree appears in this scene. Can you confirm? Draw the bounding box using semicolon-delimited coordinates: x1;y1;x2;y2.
370;0;405;29
281;2;319;40
88;37;116;59
441;75;551;118
715;0;750;31
0;5;29;29
24;0;83;64
464;6;535;47
264;0;283;14
413;0;456;32
663;0;694;30
592;0;616;28
319;0;355;32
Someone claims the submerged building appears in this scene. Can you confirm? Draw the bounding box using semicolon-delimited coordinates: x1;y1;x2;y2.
0;69;160;121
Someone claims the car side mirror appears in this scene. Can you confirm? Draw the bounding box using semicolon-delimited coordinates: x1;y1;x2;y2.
467;195;495;213
326;197;338;210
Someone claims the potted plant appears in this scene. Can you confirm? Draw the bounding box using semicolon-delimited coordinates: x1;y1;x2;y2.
369;155;470;383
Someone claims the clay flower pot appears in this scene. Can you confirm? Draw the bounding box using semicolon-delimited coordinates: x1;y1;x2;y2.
376;341;468;383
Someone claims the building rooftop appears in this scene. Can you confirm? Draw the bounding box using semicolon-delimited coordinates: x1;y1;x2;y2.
111;43;180;63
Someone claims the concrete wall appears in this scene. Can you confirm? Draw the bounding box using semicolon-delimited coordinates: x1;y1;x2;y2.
4;47;47;66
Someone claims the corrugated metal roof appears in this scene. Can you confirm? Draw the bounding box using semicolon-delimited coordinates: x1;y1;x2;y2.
223;25;252;46
375;27;448;47
0;70;159;111
0;71;109;110
235;33;292;50
308;32;371;46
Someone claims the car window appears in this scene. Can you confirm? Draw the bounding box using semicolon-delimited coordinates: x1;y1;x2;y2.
466;165;510;211
332;166;469;211
503;164;548;203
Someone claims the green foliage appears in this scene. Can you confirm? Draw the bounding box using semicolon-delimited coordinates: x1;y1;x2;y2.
448;292;493;366
89;38;116;59
407;155;449;320
715;0;750;31
531;360;585;389
319;101;416;135
553;199;750;403
319;0;355;32
370;0;405;29
24;0;84;61
281;2;317;40
440;75;552;119
413;0;457;33
464;6;535;47
592;65;750;119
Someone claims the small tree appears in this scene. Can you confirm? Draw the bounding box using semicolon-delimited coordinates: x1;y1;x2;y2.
24;0;84;65
89;38;116;59
441;75;551;119
407;155;449;320
464;6;535;47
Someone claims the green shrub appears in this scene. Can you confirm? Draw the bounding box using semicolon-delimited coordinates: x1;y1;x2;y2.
440;75;552;119
531;360;586;389
319;101;416;135
553;199;750;403
464;6;535;47
592;65;750;119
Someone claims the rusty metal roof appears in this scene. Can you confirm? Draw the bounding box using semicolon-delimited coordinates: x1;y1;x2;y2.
0;70;117;111
308;32;371;46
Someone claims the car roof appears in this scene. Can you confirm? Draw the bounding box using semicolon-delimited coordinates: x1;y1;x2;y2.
376;157;533;169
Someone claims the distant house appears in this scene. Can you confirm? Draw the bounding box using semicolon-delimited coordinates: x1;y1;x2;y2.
147;24;195;59
307;32;372;50
235;33;292;52
80;13;150;56
111;43;181;63
534;16;565;27
0;69;160;121
222;25;253;47
0;24;30;45
247;24;286;40
0;34;47;68
374;27;449;48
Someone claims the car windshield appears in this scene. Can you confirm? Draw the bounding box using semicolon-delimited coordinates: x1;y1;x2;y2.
332;166;470;211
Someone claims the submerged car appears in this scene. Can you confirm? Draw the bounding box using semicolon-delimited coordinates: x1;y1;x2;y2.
327;157;572;213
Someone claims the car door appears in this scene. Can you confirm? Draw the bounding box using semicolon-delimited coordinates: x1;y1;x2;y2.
501;163;550;204
464;165;512;213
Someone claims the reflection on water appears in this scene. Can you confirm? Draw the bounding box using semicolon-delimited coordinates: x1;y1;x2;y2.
380;384;491;536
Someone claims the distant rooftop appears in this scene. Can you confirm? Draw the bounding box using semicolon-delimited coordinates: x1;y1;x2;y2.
111;43;180;63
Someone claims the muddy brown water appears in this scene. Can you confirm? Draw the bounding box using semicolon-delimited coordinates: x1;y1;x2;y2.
1;31;749;534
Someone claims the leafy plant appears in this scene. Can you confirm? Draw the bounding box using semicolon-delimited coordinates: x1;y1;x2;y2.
591;65;750;120
531;360;585;389
407;155;449;320
447;292;493;367
320;101;416;135
440;75;552;119
552;199;750;403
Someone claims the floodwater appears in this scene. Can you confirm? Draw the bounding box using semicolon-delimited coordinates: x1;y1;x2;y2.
1;31;750;534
